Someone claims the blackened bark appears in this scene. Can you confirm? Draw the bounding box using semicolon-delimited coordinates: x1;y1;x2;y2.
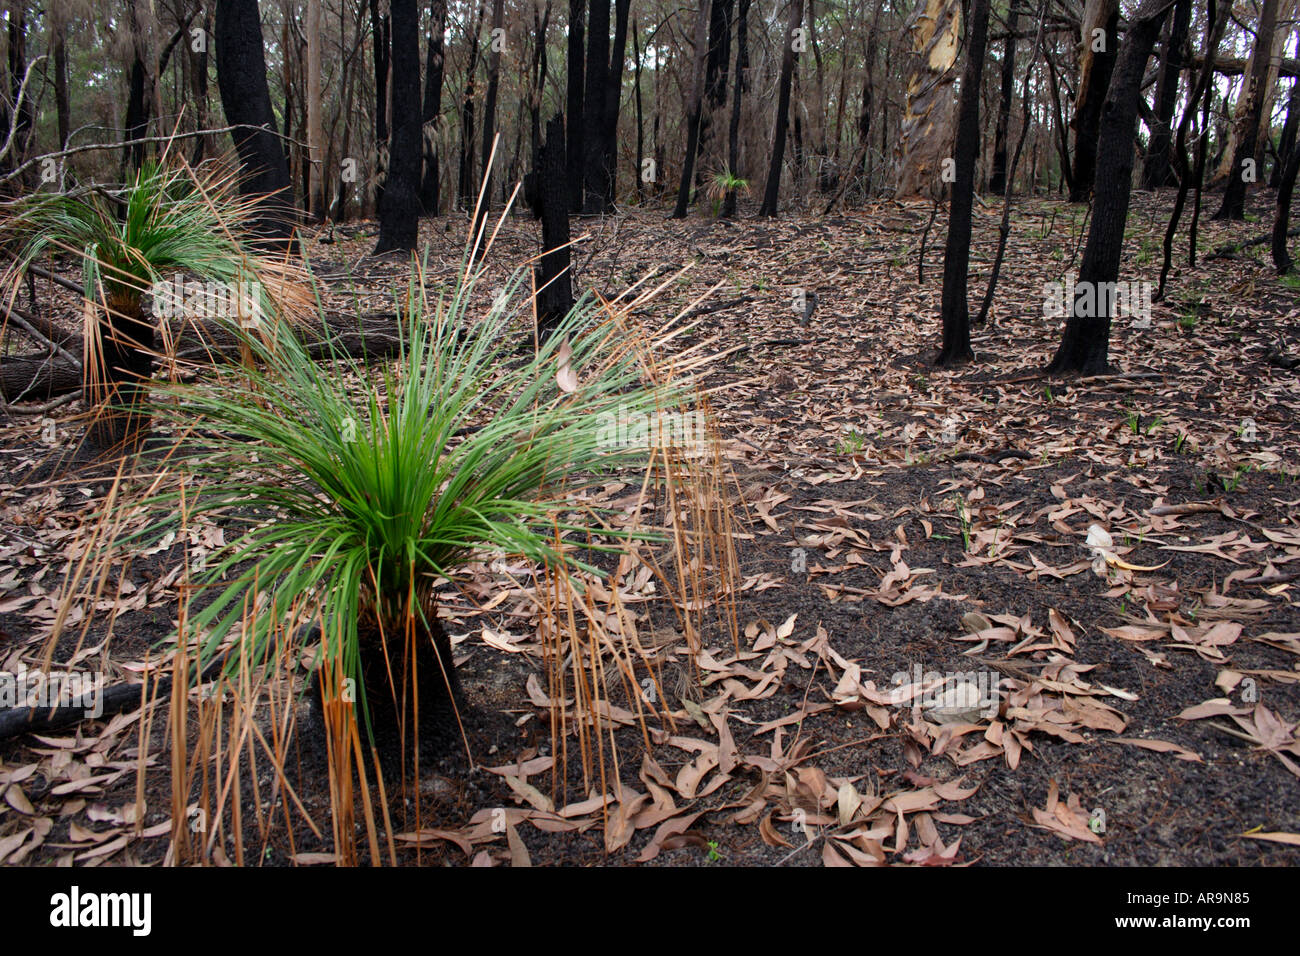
120;50;149;176
1216;0;1278;220
758;0;803;218
1271;71;1300;188
1069;4;1120;202
458;2;485;210
189;7;213;165
420;0;448;215
52;18;70;151
536;115;574;339
1043;46;1075;196
369;0;391;210
1140;0;1191;189
1071;6;1123;201
599;0;631;206
1273;138;1300;273
976;0;1049;325
565;0;586;212
215;0;294;242
1048;0;1171;375
7;11;33;167
581;0;611;212
374;0;421;253
700;0;734;181
632;16;645;202
936;0;991;366
721;0;751;218
86;294;154;451
988;6;1017;195
1155;0;1224;299
672;1;712;219
529;1;550;170
474;0;505;234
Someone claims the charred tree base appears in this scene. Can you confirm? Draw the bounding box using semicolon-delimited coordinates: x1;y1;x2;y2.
935;345;975;368
305;614;463;778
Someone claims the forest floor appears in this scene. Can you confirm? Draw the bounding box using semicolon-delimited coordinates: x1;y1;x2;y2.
2;190;1299;866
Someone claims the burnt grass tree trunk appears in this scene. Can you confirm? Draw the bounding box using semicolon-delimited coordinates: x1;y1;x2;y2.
566;0;586;212
1215;0;1278;220
1047;0;1171;376
535;115;575;341
374;0;421;253
935;0;991;367
307;611;462;774
85;290;155;452
1140;0;1190;189
988;4;1017;195
1069;2;1119;203
215;0;294;243
758;0;803;218
420;0;448;214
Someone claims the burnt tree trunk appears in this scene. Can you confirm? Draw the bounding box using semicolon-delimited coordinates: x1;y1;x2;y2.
599;0;631;206
52;17;70;152
535;115;574;340
1273;133;1300;273
936;0;990;366
1048;0;1171;375
721;0;751;218
988;5;1017;195
699;0;734;184
1270;69;1299;188
758;0;803;218
215;0;295;243
120;44;151;177
1215;0;1278;220
1140;0;1191;189
1069;0;1120;203
672;1;713;219
374;0;421;253
369;0;390;212
1155;0;1224;299
189;7;213;165
565;0;586;212
474;0;506;235
420;0;448;215
633;16;646;202
581;0;611;212
458;2;485;211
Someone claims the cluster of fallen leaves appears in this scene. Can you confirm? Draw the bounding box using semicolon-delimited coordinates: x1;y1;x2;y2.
0;704;166;866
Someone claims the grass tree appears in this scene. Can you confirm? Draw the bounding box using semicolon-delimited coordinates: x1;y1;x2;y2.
2;161;293;451
112;253;708;767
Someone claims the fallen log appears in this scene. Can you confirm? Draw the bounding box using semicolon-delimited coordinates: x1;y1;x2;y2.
2;310;404;404
1205;226;1300;262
